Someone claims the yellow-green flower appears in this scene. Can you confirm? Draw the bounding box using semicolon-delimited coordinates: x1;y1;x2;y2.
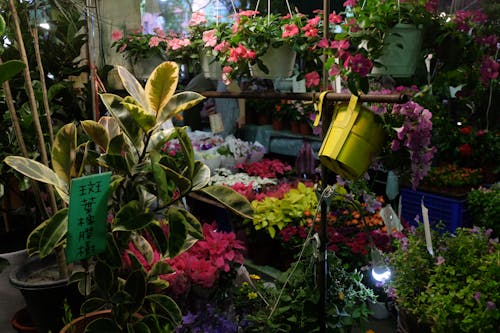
247;292;258;300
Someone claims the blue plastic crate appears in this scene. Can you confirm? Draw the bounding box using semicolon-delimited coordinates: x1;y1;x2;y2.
400;188;471;233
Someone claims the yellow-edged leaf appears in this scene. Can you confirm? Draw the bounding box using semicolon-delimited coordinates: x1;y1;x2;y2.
158;92;205;124
52;123;76;186
117;65;148;109
81;120;109;152
145;61;178;115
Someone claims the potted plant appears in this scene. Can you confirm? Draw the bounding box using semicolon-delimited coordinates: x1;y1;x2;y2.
5;61;253;332
467;183;500;237
387;224;500;332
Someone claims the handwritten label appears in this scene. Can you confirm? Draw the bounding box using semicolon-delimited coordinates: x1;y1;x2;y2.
66;172;111;263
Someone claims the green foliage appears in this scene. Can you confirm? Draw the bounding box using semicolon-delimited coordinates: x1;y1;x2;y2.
389;225;500;332
467;183;500;236
243;244;375;332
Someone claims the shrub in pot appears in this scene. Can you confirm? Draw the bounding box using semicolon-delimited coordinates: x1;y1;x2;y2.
5;61;253;332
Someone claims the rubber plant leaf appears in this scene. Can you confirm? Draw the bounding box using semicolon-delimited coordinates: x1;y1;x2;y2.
38;208;69;258
81;120;110;152
4;156;69;203
157;163;192;197
84;318;120;333
197;185;253;220
100;93;144;151
112;200;155;232
51;123;77;186
175;207;203;240
165;207;187;258
175;127;195;178
150;150;171;202
124;270;147;315
117;65;149;113
191;161;211;191
80;297;107;314
121;96;156;132
147;261;174;279
158;91;205;124
144;61;178;118
94;260;114;294
145;294;182;328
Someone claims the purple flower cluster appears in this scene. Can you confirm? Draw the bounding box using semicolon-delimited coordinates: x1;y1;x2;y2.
390;101;437;189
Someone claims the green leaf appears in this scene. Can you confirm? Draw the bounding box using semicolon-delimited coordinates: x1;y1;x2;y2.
165;207;187;257
131;233;154;264
84;318;120;333
122;99;156;132
191;161;210;191
4;156;68;202
175;127;194;177
147;222;168;256
94;260;114;294
98;233;122;268
117;65;149;112
145;294;182;328
157;164;191;197
197;185;253;219
113;201;155;232
131;321;151;333
39;208;68;258
144;62;178;116
0;60;26;84
81;120;110;152
175;208;203;240
80;297;107;314
158;91;205;124
150;151;170;202
124;270;146;314
100;93;144;151
148;261;174;279
52;123;77;186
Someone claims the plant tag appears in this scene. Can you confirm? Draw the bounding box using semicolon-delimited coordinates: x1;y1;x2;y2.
380;204;403;234
421;198;434;256
209;112;224;134
66;172;111;263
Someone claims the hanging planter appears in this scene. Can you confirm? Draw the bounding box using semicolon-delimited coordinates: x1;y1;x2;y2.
319;102;385;180
371;23;423;78
250;45;296;79
131;55;165;81
200;52;222;80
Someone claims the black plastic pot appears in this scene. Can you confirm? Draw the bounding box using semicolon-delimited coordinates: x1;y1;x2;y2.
9;255;83;333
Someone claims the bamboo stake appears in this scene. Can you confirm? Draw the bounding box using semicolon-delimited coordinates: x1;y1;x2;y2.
31;0;55;146
8;0;67;279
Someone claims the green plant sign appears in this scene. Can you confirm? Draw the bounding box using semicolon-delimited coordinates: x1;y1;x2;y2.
66;172;111;263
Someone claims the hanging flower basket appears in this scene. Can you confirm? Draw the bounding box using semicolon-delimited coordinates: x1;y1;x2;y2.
250;45;296;79
319;102;385;179
371;23;423;78
200;52;221;80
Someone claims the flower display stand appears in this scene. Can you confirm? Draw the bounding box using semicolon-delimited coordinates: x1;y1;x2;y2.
400;188;471;233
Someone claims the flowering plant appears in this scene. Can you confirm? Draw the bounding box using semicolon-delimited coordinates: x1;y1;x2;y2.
127;223;245;296
467;183;500;236
111;28;168;63
198;10;317;83
235;158;292;179
387;225;500;332
420;164;483;194
367;87;436;189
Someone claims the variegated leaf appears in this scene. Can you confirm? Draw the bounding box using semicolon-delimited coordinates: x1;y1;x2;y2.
117;65;149;109
121;100;156;132
158;91;205;124
144;61;178;116
51;123;76;186
81;120;109;152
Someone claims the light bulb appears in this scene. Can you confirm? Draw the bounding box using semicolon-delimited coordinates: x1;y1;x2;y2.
370;247;391;283
39;22;50;30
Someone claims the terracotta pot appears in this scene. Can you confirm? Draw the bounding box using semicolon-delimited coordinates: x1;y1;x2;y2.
290;120;300;134
11;307;37;333
59;310;111;333
299;122;312;136
272;119;283;131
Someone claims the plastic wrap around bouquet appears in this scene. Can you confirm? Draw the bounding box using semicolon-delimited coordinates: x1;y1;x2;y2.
319;100;385;180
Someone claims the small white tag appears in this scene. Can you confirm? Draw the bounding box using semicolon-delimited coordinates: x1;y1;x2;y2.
421;198;434;256
209;113;224;134
293;78;306;93
380;205;403;234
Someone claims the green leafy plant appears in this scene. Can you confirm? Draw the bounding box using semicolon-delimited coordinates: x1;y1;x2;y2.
388;225;500;332
4;61;253;331
467;183;500;236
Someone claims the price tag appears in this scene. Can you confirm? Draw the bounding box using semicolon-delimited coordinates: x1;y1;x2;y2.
66;172;111;263
421;198;434;256
209;112;224;134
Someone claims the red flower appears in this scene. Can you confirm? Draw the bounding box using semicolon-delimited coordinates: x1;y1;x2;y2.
459;143;473;157
459;126;473;135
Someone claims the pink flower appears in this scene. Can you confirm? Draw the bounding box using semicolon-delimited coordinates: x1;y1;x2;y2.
328;64;341;76
237;10;259;17
343;0;358;7
214;40;230;53
202;29;218;47
349;53;373;77
305;71;320;88
166;38;191;50
480;56;499;86
282;24;299;38
188;12;207;26
149;36;161;47
111;30;123;41
307;16;321;27
329;12;343;24
302;25;319;38
435;256;445;265
331;39;350;50
317;37;330;49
